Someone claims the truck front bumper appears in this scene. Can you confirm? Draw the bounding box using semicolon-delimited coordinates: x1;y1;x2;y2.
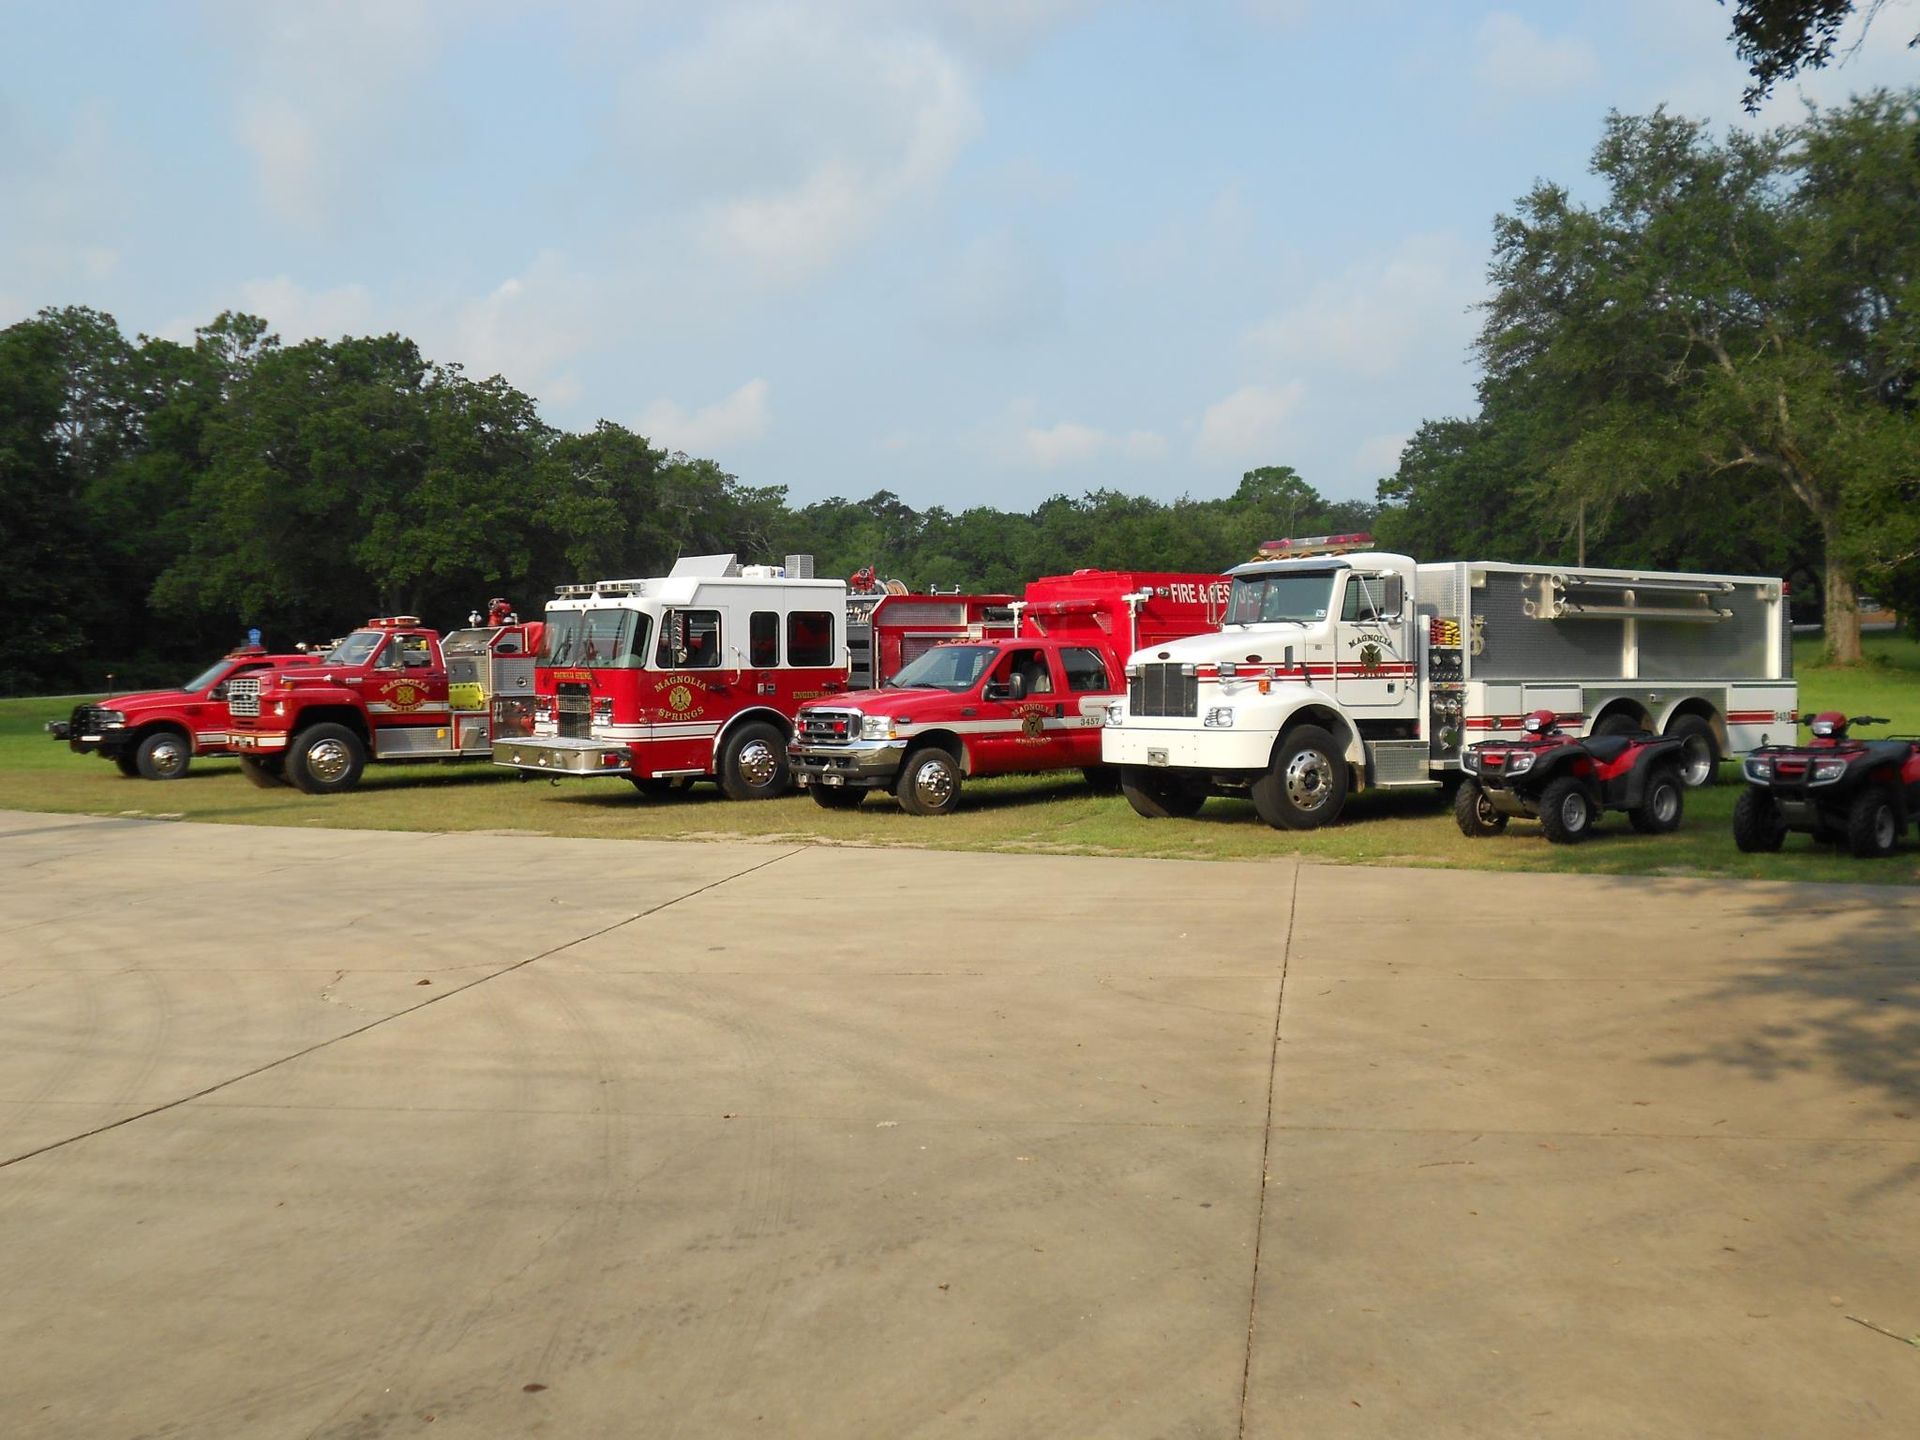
1102;724;1274;772
228;730;289;753
491;736;633;776
789;739;908;790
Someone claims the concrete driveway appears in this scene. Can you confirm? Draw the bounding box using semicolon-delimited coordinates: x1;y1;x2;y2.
1;810;1916;1438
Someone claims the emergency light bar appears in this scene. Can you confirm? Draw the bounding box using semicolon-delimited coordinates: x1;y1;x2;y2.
1255;533;1375;559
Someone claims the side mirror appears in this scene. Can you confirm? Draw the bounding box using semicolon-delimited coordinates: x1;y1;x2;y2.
984;674;1026;702
209;683;229;701
1382;576;1404;617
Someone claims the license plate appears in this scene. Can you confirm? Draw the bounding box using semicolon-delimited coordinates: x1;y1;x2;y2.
1148;748;1169;766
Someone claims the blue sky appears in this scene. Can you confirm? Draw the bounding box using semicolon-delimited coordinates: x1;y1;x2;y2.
3;0;1915;509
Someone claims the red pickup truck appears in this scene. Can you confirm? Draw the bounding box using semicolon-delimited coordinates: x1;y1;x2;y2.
788;570;1227;814
47;648;314;780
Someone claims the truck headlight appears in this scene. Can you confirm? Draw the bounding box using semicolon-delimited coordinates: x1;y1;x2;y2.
272;701;287;717
1104;701;1125;727
1505;752;1535;775
1811;758;1848;784
97;710;126;728
860;715;894;740
1204;707;1235;728
1461;751;1480;773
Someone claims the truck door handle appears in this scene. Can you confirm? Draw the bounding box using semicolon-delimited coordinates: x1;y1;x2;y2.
1053;703;1064;717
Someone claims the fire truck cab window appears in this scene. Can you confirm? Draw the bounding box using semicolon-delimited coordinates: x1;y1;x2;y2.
1341;575;1396;622
581;609;648;669
1226;572;1335;626
786;611;834;667
1004;648;1053;695
657;610;722;669
398;634;434;668
327;631;383;666
1060;647;1110;692
372;640;401;669
888;644;995;691
750;611;779;667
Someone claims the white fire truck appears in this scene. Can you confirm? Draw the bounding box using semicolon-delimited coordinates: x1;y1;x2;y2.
1102;534;1798;829
490;555;1015;799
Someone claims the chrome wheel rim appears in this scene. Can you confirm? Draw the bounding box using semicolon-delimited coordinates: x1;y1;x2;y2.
150;738;186;776
738;738;779;788
1651;785;1678;825
1679;735;1714;786
911;758;954;808
307;738;352;784
1284;748;1333;811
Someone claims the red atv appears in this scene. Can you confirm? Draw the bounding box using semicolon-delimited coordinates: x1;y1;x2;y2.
1734;712;1920;858
1454;709;1688;844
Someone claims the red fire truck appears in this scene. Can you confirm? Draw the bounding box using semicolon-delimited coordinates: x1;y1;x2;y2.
46;647;315;780
490;555;1017;799
787;570;1230;814
224;606;542;793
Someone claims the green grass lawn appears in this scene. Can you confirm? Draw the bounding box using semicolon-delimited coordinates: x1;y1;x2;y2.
6;634;1916;883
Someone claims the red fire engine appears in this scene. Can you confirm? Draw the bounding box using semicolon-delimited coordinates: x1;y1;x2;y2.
788;570;1229;814
223;608;543;793
490;555;1017;799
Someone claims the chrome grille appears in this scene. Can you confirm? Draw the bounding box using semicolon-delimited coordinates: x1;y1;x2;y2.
1128;663;1197;718
556;683;591;739
798;709;860;745
226;677;262;717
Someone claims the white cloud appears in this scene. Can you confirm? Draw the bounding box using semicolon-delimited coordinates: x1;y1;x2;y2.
639;379;772;453
233;276;376;341
1354;432;1408;479
1194;382;1306;462
1248;231;1483;379
618;3;982;282
1016;420;1166;469
1474;11;1600;98
442;252;603;385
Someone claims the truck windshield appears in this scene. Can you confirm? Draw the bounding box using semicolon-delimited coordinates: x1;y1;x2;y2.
181;660;232;693
541;608;651;669
888;645;997;691
1226;573;1336;625
326;631;384;665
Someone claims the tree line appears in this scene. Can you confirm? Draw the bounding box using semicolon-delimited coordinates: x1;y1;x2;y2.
2;90;1914;692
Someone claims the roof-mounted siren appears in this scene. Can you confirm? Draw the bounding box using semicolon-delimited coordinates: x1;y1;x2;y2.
1254;532;1375;560
669;553;741;579
1523;572;1736;623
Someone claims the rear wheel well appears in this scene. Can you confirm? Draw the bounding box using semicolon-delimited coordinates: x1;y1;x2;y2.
1589;701;1649;735
1662;697;1726;749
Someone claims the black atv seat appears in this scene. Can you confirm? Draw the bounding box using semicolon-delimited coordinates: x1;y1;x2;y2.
1581;735;1634;764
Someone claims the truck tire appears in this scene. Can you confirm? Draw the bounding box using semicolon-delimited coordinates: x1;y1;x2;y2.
810;784;866;810
1590;711;1640;738
1537;774;1595;844
1119;768;1205;819
287;723;367;795
239;756;286;789
1665;714;1720;787
1731;788;1785;852
718;721;790;801
630;776;693;799
1629;765;1685;834
113;753;143;778
1847;787;1899;858
1080;765;1122;794
134;730;192;781
895;747;962;816
1452;778;1508;837
1250;725;1348;830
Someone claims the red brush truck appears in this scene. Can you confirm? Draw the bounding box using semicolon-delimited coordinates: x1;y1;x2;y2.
490;555;1017;799
46;647;316;780
787;570;1229;814
223;606;542;793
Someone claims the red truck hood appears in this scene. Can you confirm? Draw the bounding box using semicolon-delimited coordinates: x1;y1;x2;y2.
100;688;196;713
807;686;958;715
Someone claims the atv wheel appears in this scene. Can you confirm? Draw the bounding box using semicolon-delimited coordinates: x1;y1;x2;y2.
287;723;367;795
1847;787;1899;858
809;784;866;810
1452;778;1508;838
1731;788;1786;852
1250;725;1348;830
134;730;192;781
1629;765;1685;834
1119;768;1205;819
113;753;143;778
718;721;790;801
239;756;286;789
1538;775;1595;844
1665;714;1720;787
895;747;962;816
